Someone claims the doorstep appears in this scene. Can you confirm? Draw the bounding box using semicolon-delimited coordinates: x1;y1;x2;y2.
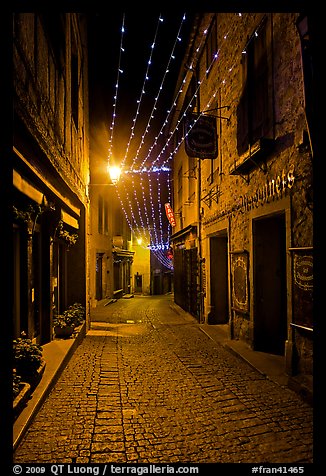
13;322;86;451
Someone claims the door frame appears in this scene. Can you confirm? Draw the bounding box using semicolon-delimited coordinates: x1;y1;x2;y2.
249;196;292;353
209;231;229;324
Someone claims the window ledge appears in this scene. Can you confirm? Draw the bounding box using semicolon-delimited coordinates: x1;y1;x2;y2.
229;138;274;175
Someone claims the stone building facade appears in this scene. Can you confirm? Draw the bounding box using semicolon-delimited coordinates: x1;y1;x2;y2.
170;13;314;398
88;178;135;305
13;13;90;343
88;88;134;306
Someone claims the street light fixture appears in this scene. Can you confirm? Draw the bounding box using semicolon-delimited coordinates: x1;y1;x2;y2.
107;165;121;185
88;164;122;188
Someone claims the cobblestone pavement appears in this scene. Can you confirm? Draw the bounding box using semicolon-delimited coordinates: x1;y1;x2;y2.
14;295;313;464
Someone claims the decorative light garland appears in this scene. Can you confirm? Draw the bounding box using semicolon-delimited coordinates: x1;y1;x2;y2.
120;14;164;170
108;14;126;163
129;13;187;172
118;15;213;268
138;20;210;171
108;13;249;270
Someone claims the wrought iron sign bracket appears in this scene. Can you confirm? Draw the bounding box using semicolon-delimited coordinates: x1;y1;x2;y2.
183;167;197;179
201;187;221;207
238;173;251;185
200;105;230;121
247;156;268;174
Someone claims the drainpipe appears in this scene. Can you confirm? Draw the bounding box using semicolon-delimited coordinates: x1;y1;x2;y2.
227;215;233;339
198;156;204;323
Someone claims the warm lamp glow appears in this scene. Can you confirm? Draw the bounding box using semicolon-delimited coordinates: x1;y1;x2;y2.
108;165;121;184
137;238;142;245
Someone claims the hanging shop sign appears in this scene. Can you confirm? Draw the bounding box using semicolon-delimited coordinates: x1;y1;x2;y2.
290;248;313;329
164;203;176;227
231;252;249;313
294;254;313;292
184;113;218;159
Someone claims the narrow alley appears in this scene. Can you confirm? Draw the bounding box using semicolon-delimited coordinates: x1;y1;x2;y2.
13;295;313;465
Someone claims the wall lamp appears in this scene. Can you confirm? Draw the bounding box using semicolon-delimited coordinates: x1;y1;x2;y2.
107;165;121;184
89;165;122;187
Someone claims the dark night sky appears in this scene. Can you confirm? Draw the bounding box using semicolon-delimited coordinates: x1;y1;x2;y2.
86;10;197;253
87;10;195;170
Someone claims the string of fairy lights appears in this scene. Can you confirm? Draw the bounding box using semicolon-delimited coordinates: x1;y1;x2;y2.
107;14;125;163
120;14;164;170
107;13;249;269
130;14;187;172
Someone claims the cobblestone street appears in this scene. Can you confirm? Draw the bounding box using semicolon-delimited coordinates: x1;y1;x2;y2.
13;295;313;465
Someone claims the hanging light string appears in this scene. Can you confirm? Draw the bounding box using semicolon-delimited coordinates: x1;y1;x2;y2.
139;16;241;260
116;175;172;269
116;18;219;266
147;174;160;247
120;13;164;170
136;20;211;172
115;181;149;248
108;13;126;163
138;171;172;268
159;18;253;170
140;174;155;247
156;172;164;246
116;12;174;264
148;15;244;172
130;13;187;172
113;14;245;269
148;58;217;171
131;176;151;244
119;178;148;242
114;186;135;235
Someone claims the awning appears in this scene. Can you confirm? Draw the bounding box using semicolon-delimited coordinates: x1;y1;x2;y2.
112;248;135;258
14;147;80;217
112;248;135;263
13;169;47;205
170;223;198;242
61;209;79;229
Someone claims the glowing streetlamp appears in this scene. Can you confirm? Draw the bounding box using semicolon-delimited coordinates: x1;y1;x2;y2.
107;165;121;184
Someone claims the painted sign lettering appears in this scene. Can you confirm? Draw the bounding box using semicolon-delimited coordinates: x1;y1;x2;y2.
164;203;176;227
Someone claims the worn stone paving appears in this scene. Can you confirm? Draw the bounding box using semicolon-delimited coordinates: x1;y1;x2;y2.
13;295;313;464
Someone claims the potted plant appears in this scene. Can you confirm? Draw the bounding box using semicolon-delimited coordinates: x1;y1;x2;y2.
13;334;45;388
53;314;75;337
13;369;31;418
53;302;85;338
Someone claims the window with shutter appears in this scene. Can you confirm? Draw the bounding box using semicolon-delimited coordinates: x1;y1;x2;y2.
235;16;274;169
